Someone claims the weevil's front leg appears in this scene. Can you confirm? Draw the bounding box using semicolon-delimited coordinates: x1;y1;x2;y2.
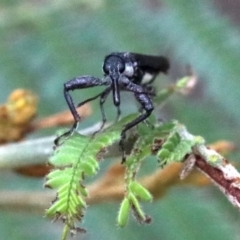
64;76;109;121
54;76;110;145
119;92;154;163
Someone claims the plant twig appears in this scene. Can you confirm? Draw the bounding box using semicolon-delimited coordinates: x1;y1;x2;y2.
0;122;112;169
177;123;240;208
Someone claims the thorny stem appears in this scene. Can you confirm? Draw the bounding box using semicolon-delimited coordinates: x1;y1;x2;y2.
176;123;240;209
0;122;113;169
195;156;240;208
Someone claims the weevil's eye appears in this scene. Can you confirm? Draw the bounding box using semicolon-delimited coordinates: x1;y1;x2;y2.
103;61;110;74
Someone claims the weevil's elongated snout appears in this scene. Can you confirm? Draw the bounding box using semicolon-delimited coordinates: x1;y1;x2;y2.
103;54;125;107
111;73;121;106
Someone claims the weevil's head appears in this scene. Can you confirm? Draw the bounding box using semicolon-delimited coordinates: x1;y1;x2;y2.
103;54;125;79
103;54;126;107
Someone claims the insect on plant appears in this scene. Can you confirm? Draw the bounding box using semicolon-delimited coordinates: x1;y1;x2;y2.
55;52;170;162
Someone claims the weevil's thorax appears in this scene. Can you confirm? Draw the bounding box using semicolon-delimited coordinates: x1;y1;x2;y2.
121;52;148;85
121;52;137;79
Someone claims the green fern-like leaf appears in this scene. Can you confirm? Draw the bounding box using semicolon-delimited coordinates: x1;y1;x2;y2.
45;114;138;236
117;120;201;227
46;133;93;231
157;123;196;165
117;121;177;226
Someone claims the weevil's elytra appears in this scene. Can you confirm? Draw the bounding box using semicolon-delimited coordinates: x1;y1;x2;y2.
55;52;170;162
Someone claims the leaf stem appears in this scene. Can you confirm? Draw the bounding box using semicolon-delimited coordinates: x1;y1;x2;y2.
61;224;69;240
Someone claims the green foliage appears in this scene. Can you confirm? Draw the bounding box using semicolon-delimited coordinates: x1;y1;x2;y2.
46;112;204;237
117;181;152;227
45;115;138;238
117;197;131;227
158;130;193;165
117;119;203;228
154;76;190;104
45;77;192;236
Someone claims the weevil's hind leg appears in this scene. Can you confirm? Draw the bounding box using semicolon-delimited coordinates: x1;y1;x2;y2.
77;91;106;108
119;133;127;163
137;99;154;129
98;87;112;131
92;87;111;136
119;93;154;163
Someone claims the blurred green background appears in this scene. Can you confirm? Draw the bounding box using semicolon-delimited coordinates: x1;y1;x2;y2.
1;0;240;239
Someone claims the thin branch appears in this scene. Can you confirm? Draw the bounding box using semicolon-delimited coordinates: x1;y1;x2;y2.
177;123;240;209
0;122;113;169
195;156;240;208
